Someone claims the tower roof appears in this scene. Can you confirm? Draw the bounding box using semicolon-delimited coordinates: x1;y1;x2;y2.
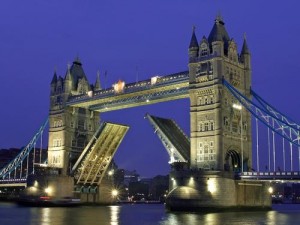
189;26;199;49
94;70;101;90
208;15;230;44
69;56;88;85
51;71;57;84
241;35;250;54
65;63;72;81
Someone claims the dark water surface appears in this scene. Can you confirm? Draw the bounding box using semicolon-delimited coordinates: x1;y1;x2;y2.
0;202;300;225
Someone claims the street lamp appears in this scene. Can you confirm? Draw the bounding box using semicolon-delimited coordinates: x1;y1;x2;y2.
233;103;243;173
112;189;118;198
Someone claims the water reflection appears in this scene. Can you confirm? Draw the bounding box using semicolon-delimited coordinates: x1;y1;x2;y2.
110;205;120;225
1;203;300;225
40;208;50;225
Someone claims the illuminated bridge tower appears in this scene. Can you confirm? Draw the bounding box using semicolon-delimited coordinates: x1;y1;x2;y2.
189;16;252;172
48;58;100;175
167;16;271;211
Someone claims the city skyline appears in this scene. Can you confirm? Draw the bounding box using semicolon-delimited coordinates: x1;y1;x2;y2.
0;1;300;177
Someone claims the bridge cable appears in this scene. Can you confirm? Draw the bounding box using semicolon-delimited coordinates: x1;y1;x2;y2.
255;109;259;171
223;78;300;146
267;117;271;172
251;90;300;130
272;119;276;172
290;128;293;171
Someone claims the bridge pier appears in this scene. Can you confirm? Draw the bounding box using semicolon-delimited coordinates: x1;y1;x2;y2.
74;177;117;205
166;170;271;212
26;172;74;199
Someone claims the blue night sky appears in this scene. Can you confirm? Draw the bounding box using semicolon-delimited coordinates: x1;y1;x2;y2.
0;0;300;177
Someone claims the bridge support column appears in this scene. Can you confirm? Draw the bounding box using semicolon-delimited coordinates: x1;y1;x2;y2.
166;170;271;212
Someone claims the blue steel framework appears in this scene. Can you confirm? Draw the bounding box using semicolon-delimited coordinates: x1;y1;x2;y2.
0;119;48;183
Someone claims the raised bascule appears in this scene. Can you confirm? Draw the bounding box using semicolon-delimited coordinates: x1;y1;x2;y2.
2;15;300;210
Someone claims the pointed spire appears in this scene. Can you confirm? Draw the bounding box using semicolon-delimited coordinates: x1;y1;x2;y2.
215;11;224;25
189;25;199;49
51;70;57;84
73;54;82;66
94;70;101;90
241;33;250;54
208;14;229;43
65;62;72;81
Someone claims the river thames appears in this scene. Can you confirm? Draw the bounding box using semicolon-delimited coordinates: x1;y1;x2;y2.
0;202;300;225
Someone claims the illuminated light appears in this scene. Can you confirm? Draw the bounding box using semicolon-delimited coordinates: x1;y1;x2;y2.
112;189;118;197
207;179;217;193
171;177;175;181
151;76;160;85
108;170;114;176
87;91;93;97
268;187;273;194
176;87;179;90
34;181;38;187
188;176;195;187
146;99;150;103
113;80;125;93
45;187;52;195
232;103;242;110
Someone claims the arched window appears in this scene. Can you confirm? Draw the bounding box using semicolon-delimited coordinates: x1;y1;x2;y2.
200;43;208;56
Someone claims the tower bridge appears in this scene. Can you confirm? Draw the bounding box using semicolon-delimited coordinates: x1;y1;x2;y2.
1;15;300;210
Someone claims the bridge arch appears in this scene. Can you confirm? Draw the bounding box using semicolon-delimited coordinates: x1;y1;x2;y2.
224;149;241;172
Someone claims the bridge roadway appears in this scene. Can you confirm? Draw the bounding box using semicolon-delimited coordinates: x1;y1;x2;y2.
0;178;26;187
240;171;300;182
67;71;189;112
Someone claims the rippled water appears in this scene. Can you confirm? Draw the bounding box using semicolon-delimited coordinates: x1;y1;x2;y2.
0;202;300;225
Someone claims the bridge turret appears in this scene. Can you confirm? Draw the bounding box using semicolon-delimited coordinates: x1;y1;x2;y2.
188;26;199;60
208;14;229;57
240;35;251;69
94;70;102;91
64;63;73;95
50;70;57;95
240;35;251;97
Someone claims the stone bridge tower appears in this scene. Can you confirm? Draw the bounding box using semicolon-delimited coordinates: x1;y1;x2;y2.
166;17;271;211
48;58;100;175
188;15;252;172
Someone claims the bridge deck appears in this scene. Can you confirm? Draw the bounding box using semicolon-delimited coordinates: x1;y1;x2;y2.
146;114;190;162
67;71;189;112
73;122;129;185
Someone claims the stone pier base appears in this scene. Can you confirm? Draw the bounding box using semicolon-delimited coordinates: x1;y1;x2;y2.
166;170;271;211
26;173;74;199
74;176;116;205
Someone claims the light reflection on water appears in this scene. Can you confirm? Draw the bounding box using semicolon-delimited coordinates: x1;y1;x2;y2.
1;203;300;225
110;205;120;225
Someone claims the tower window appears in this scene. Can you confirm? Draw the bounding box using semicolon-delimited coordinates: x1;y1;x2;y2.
204;122;209;131
201;48;208;56
210;121;214;130
204;97;208;105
